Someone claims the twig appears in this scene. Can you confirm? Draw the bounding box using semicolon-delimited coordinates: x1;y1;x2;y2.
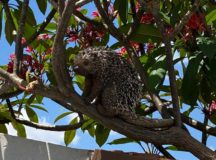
48;0;58;9
73;10;101;25
201;114;208;145
14;0;29;74
166;108;216;136
76;0;93;8
154;144;175;159
6;98;85;131
23;8;57;47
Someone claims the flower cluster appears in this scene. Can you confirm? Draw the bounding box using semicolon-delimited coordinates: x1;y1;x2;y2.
67;23;105;48
182;13;205;42
140;13;154;24
7;54;43;79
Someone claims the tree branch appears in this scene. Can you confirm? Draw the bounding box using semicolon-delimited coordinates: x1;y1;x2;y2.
154;144;175;159
143;1;182;127
76;0;93;8
202;114;208;145
52;0;79;95
14;0;29;75
23;8;57;47
6;98;85;131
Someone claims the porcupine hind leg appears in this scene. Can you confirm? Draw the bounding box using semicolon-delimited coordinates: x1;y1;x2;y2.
97;82;119;117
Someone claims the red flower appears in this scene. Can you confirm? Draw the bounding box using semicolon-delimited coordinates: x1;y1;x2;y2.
92;11;100;18
37;34;50;40
209;101;216;114
187;13;205;32
46;48;53;54
25;46;33;53
21;37;26;44
130;42;140;52
9;53;15;60
140;13;154;24
166;26;174;36
7;61;14;73
68;34;78;42
118;47;127;56
146;43;155;53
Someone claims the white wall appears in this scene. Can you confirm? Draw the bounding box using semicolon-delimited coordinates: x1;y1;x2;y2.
0;133;92;160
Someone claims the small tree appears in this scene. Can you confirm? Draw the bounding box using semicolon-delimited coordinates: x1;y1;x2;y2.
0;0;216;159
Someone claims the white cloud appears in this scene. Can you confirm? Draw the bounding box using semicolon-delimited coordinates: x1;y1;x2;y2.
6;110;80;146
110;130;120;137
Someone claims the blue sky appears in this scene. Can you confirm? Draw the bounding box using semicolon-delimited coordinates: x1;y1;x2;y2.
1;1;215;160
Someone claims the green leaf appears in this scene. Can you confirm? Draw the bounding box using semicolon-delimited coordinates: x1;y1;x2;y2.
12;122;26;137
181;53;203;105
81;119;95;137
27;95;36;106
36;95;43;104
209;112;216;125
26;107;38;123
120;24;162;43
197;37;216;61
166;145;179;151
118;0;128;24
23;23;36;39
81;119;95;130
5;19;14;45
206;9;216;25
64;118;77;146
95;124;110;147
74;75;85;90
54;112;73;123
36;0;47;14
108;137;135;145
0;124;7;134
26;7;37;26
148;56;167;90
200;78;212;103
30;105;48;113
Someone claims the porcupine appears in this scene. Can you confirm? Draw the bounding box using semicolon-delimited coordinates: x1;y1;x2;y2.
73;47;173;128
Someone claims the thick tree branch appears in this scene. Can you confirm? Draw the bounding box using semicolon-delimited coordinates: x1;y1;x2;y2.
52;0;79;95
23;8;57;47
